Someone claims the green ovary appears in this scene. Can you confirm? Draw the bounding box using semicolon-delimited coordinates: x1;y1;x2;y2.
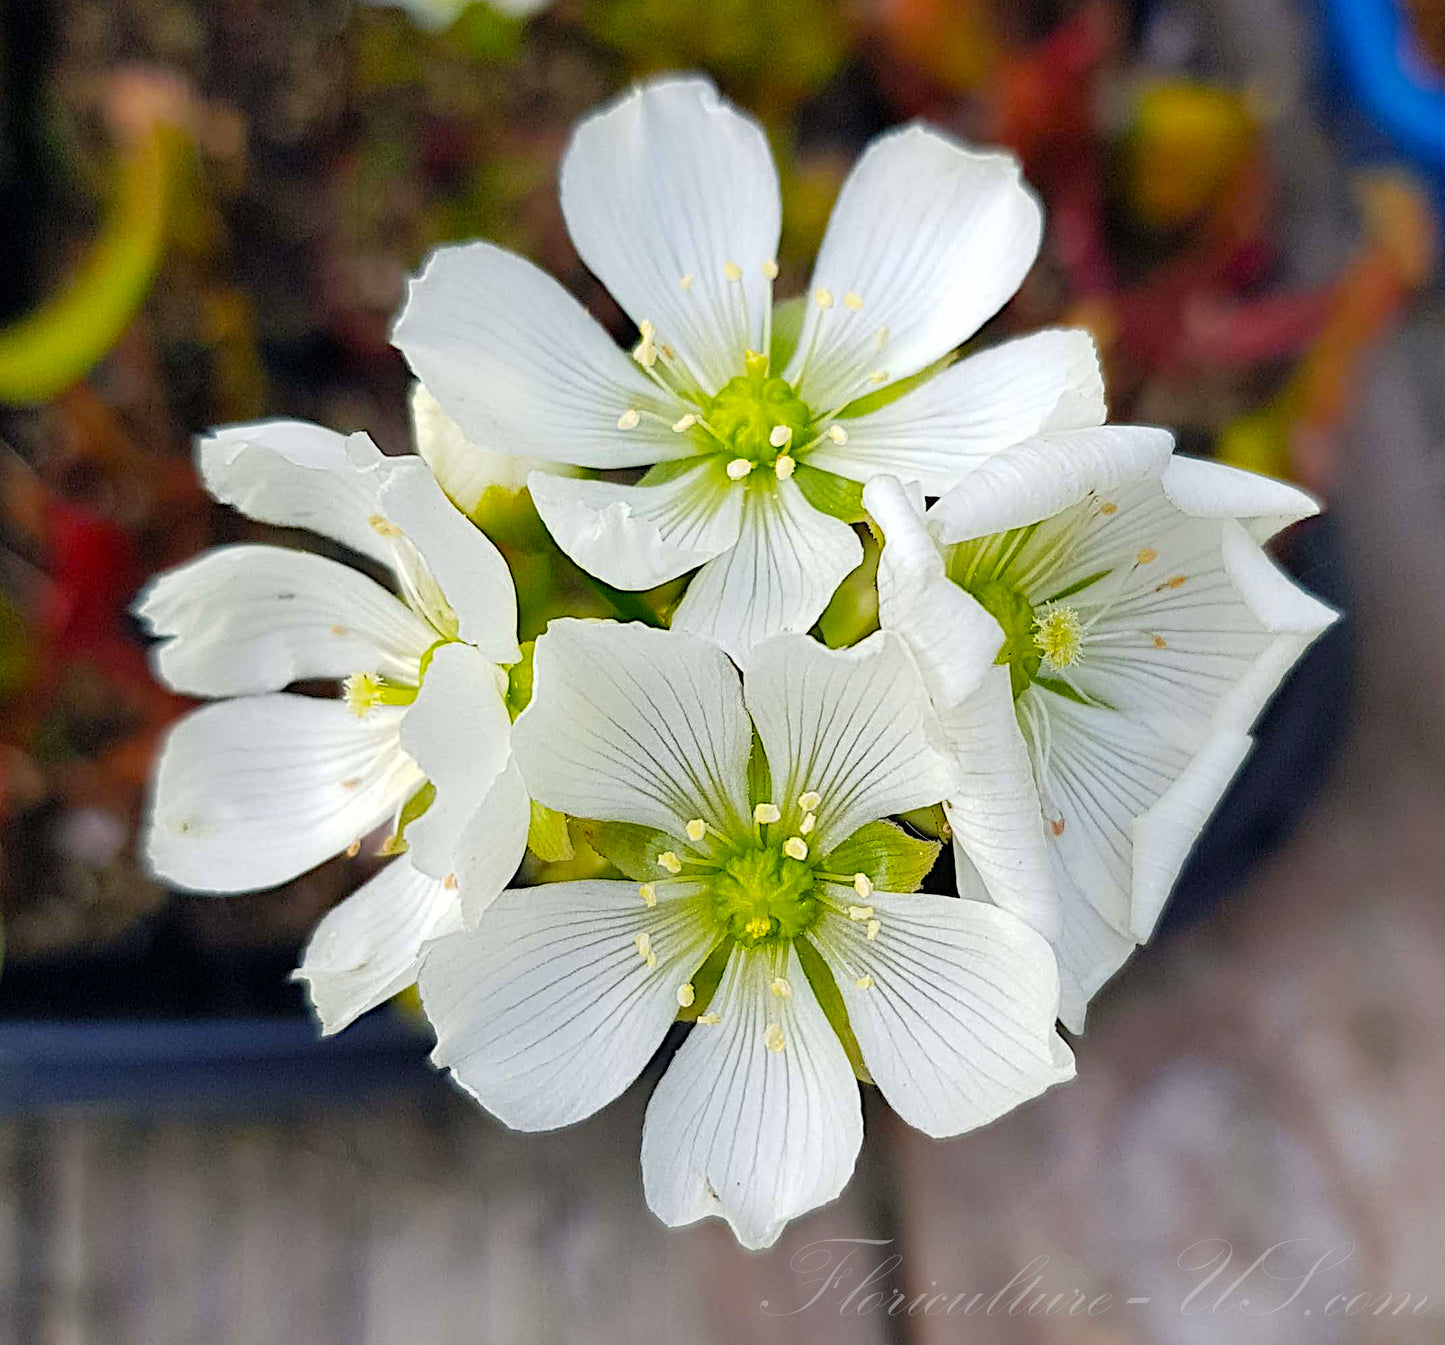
970;578;1042;699
705;362;813;465
709;845;818;946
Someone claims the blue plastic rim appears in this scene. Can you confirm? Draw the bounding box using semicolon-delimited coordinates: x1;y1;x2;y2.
1325;0;1445;171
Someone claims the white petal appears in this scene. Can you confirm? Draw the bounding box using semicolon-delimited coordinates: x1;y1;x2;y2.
398;643;514;892
418;880;716;1130
376;458;521;665
815;330;1105;494
512;619;753;837
811;890;1072;1138
293;856;463;1035
1051;876;1138;1035
670;479;862;667
146;696;422;893
866;474;1004;706
198;421;395;568
1023;690;1248;939
926;426;1175;545
784;125;1042;413
1162;454;1321;542
409;383;578;510
1131;727;1254;941
640;944;861;1249
528;459;744;591
449;757;532;923
939;667;1059;940
742;631;954;855
136;544;433;696
1046;482;1336;742
392;241;685;469
560;77;780;395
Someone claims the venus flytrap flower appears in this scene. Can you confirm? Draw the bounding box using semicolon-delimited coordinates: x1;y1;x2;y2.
864;437;1338;1031
416;619;1073;1250
393;75;1108;665
138;420;530;1033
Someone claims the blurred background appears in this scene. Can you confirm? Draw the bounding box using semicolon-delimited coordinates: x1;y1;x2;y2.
0;0;1443;1340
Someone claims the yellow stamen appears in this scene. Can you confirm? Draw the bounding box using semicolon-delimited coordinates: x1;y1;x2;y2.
639;883;658;908
814;287;834;309
679;272;695;290
1136;547;1158;565
724;261;742;281
843;292;864;310
769;977;792;999
657;851;683;875
826;424;848;445
774;455;796;480
866;918;881;941
726;458;754;481
853;872;873;899
848;905;874;922
617;408;640;430
783;837;808;861
698;1012;721;1026
798;790;822;811
672;413;697;433
685;818;706;842
764;1023;786;1053
761;260;779;279
677;982;695;1008
799;811;816;835
768;424;793;448
854;975;874;990
753;802;781;825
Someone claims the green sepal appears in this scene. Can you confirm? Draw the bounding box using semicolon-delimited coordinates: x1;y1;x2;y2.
573;819;679;882
526;802;574;864
796;935;873;1084
895;804;948;841
768;294;807;371
1034;676;1105;708
834;350;956;420
794;464;867;524
1042;567;1112;605
675;938;732;1022
505;641;535;718
638;456;706;487
746;729;773;810
823;819;940;894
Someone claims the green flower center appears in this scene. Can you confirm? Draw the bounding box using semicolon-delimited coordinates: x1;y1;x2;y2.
705;360;814;467
709;844;819;947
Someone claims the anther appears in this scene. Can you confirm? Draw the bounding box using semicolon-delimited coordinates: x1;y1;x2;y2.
826;424;848;445
724;261;742;282
639;883;658;907
617;408;641;430
698;1013;721;1026
1164;574;1187;589
726;458;754;481
848;905;874;922
634;322;658;368
679;272;695;290
761;260;779;279
843;292;864;310
784;837;808;861
443;873;458;891
1152;635;1168;649
867;369;889;385
774;455;796;481
874;325;890;350
345;839;361;858
368;514;402;537
769;424;793;448
1136;547;1158;565
799;811;816;834
854;975;874;990
814;287;834;309
769;977;792;999
672;413;697;433
853;873;873;899
685;818;706;842
1099;501;1118;516
754;802;781;825
865;918;881;941
764;1023;787;1053
677;982;696;1008
657;851;683;874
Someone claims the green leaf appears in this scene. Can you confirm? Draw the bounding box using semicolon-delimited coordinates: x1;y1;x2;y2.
573;819;679;881
823;819;940;894
675;938;731;1021
796;935;872;1084
793;464;867;524
526;801;574;863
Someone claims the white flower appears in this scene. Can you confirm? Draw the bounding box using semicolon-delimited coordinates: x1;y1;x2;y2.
138;419;530;1033
864;439;1339;1031
367;0;550;33
393;75;1104;665
416;619;1073;1248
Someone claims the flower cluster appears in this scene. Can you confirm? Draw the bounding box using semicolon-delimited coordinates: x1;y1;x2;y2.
139;76;1336;1248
